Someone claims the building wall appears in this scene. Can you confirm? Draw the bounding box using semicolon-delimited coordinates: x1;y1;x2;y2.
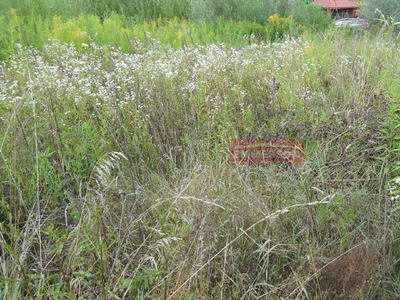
331;8;356;18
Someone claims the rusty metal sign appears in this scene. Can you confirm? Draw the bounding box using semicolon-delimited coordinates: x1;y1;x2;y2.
229;138;304;163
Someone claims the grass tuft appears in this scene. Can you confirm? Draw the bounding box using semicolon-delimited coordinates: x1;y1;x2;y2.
0;27;398;299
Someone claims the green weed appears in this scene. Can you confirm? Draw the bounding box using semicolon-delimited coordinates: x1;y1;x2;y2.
0;8;398;299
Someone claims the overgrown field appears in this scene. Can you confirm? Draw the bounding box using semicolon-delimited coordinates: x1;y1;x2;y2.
1;20;400;299
0;7;331;61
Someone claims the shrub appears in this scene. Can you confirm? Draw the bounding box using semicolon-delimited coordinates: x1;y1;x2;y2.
266;14;297;42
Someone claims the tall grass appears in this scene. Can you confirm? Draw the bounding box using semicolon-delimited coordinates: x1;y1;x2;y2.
0;0;329;24
0;0;332;60
0;10;279;59
0;27;398;298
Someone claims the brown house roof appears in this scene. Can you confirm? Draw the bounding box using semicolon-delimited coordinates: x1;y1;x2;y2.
313;0;359;9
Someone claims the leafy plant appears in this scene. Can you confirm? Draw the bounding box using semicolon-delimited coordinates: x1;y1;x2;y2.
0;14;395;299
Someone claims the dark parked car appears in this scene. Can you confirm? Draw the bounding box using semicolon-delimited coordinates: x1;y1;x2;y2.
335;18;369;29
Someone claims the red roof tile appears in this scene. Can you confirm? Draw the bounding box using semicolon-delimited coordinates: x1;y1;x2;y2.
313;0;359;9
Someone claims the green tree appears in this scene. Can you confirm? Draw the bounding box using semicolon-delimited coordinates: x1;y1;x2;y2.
361;0;400;23
291;0;332;30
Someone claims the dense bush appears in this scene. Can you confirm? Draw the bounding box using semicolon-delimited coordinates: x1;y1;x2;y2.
291;0;332;31
0;0;333;61
361;0;400;23
0;0;331;35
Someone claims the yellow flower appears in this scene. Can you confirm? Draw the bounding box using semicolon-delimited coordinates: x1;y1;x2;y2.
305;43;315;54
268;14;281;25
